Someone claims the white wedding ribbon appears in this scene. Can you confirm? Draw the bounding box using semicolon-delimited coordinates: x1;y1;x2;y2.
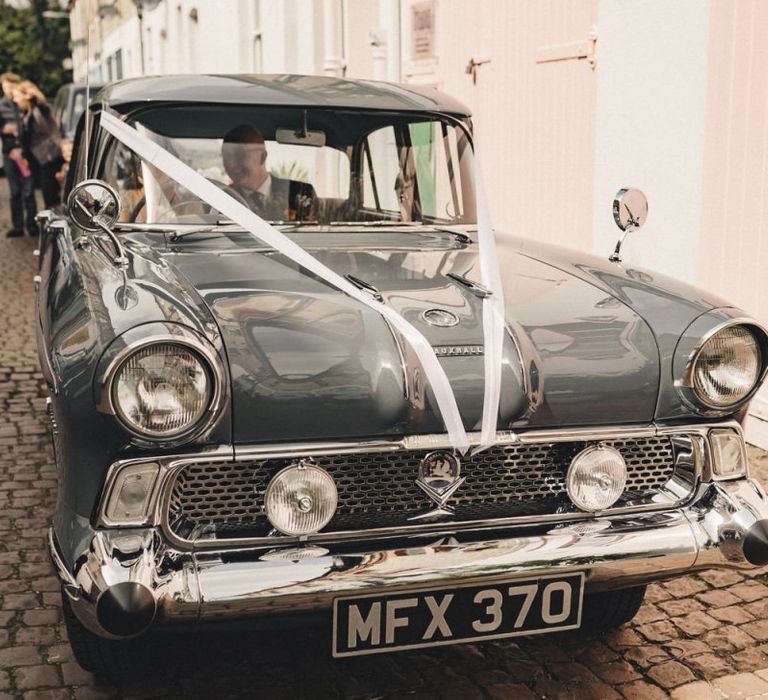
101;111;508;455
473;155;506;454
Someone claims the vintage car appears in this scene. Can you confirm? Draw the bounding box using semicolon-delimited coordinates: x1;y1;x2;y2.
37;74;768;676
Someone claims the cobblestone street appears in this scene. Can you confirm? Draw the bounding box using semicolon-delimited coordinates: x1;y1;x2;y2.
4;186;768;699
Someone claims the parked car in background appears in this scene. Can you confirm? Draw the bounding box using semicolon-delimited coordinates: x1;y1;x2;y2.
51;82;104;176
51;82;104;139
36;74;768;677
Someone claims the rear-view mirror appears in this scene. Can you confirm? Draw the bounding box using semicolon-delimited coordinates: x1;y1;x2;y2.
276;127;326;147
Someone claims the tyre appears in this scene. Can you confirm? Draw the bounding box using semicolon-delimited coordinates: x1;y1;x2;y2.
580;585;647;632
61;588;145;678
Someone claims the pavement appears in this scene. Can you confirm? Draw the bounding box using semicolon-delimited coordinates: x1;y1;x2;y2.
2;184;768;698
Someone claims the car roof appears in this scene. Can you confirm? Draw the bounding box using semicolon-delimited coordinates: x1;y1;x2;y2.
96;74;472;117
57;82;104;94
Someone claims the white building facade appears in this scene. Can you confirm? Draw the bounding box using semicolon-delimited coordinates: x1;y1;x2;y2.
69;0;768;444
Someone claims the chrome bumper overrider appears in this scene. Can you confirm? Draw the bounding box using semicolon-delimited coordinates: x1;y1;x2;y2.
50;478;768;639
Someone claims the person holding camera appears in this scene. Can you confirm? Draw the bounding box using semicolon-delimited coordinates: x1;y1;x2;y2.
0;72;36;237
14;80;64;211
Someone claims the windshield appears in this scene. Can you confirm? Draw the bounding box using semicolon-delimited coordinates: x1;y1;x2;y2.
100;105;476;226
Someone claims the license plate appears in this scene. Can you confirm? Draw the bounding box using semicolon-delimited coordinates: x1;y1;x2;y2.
332;572;584;657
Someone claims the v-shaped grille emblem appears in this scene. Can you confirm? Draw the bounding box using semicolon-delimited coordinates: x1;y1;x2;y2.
409;450;465;521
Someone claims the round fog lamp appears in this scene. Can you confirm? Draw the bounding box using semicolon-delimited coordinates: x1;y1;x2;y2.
566;445;627;512
264;463;338;536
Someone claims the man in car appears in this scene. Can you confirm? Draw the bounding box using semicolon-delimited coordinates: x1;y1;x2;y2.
222;124;315;221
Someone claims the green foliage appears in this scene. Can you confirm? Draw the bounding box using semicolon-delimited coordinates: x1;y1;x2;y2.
0;0;72;98
270;161;310;183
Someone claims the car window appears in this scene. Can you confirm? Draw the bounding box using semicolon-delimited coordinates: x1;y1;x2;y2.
146;137;351;200
52;88;68;130
69;91;87;135
102;136;351;224
362;122;469;222
362;126;401;213
410;121;466;221
98;105;476;226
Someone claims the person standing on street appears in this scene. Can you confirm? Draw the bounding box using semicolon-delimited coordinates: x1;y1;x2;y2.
0;72;36;237
14;81;63;210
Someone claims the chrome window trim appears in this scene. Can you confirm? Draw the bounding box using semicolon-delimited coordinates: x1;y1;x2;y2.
675;317;768;414
96;329;226;445
94;422;742;548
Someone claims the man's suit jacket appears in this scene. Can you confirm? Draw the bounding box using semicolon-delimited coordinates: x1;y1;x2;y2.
236;176;316;221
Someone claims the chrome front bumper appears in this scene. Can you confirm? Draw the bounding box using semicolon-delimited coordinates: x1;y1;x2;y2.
51;478;768;639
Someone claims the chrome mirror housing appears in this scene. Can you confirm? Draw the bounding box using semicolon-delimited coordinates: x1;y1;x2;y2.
609;188;648;263
67;179;126;265
68;179;121;231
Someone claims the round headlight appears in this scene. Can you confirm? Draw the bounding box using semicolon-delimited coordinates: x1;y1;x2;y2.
691;325;761;408
264;463;338;536
113;343;213;438
566;445;627;512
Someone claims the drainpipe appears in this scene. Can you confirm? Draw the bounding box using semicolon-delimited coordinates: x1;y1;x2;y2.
370;0;400;82
322;0;345;77
370;3;386;81
253;0;263;72
134;0;146;74
396;0;401;81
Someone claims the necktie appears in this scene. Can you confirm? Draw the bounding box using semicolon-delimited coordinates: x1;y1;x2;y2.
250;191;265;210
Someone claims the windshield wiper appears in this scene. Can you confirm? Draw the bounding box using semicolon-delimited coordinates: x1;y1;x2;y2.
273;220;322;231
273;220;426;232
447;272;492;298
328;220;425;227
161;219;475;244
435;228;471;244
168;222;243;241
345;274;383;301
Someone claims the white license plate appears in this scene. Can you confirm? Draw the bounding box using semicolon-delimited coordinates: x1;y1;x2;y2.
332;572;585;657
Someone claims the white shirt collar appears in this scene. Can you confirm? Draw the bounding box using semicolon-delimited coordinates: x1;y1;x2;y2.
256;174;272;197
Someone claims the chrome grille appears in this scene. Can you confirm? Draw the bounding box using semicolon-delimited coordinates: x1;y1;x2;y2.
166;436;678;541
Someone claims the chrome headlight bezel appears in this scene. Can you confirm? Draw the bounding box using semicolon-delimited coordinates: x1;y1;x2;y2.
677;318;768;414
99;334;224;444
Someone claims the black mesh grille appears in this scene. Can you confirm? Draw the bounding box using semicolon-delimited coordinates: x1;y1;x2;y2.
166;436;678;541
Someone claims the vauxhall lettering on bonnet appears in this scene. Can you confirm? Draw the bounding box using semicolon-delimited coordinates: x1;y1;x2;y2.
37;73;768;677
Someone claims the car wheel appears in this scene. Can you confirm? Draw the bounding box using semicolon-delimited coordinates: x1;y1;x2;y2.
580;585;647;632
61;587;144;678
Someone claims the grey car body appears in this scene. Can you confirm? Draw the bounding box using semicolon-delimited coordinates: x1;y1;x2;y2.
37;74;768;673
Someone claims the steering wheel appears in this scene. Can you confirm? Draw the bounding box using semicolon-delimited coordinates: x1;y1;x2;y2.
128;180;250;222
206;180;250;210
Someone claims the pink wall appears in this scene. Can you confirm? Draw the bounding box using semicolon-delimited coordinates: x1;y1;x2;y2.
407;0;599;249
699;0;768;323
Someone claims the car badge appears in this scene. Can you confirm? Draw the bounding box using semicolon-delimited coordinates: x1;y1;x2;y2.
422;309;460;327
409;450;465;521
432;345;484;357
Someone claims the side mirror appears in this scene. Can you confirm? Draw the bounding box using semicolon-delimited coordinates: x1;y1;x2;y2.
609;188;648;263
67;179;126;265
67;179;121;232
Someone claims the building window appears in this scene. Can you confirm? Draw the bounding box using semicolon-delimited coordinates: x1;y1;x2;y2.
114;49;123;80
